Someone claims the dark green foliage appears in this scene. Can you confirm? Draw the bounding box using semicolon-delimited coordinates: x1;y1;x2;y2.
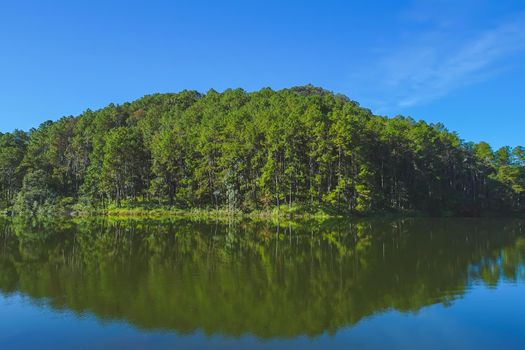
0;130;28;209
1;86;524;215
13;169;56;215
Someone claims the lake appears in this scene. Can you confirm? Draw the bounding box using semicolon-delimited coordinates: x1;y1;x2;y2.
0;217;524;349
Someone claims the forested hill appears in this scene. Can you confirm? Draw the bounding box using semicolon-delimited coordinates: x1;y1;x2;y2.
1;86;524;216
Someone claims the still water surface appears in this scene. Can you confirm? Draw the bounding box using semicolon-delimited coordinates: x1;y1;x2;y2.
0;218;524;349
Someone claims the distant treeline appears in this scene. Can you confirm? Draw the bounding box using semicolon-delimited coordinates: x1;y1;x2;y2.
0;85;524;215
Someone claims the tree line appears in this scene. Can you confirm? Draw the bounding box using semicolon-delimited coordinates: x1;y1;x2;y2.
1;85;524;215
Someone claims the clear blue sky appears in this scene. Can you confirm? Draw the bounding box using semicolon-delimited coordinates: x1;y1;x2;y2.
1;0;524;148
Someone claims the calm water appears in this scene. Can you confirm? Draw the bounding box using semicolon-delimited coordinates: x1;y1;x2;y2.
0;217;524;349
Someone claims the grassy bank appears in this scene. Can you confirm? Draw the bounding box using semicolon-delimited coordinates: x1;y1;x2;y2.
85;204;345;221
4;202;521;221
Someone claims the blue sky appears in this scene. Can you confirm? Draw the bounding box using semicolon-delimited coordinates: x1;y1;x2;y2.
0;0;524;148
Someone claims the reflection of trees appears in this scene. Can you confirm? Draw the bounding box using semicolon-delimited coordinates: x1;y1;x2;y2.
0;218;524;338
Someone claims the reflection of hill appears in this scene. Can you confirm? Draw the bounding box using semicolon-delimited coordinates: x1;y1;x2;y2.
0;218;524;338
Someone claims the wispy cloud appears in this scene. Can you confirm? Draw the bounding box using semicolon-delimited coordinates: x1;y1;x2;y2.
351;13;525;112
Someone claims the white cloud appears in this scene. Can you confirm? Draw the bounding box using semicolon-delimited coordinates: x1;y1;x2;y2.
351;14;525;112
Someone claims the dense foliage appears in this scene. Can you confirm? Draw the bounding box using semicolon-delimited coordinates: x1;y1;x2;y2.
1;86;524;215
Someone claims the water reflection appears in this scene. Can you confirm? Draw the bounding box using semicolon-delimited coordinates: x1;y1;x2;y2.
0;218;524;338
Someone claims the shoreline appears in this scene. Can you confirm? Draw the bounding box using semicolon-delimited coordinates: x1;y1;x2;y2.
2;205;523;221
